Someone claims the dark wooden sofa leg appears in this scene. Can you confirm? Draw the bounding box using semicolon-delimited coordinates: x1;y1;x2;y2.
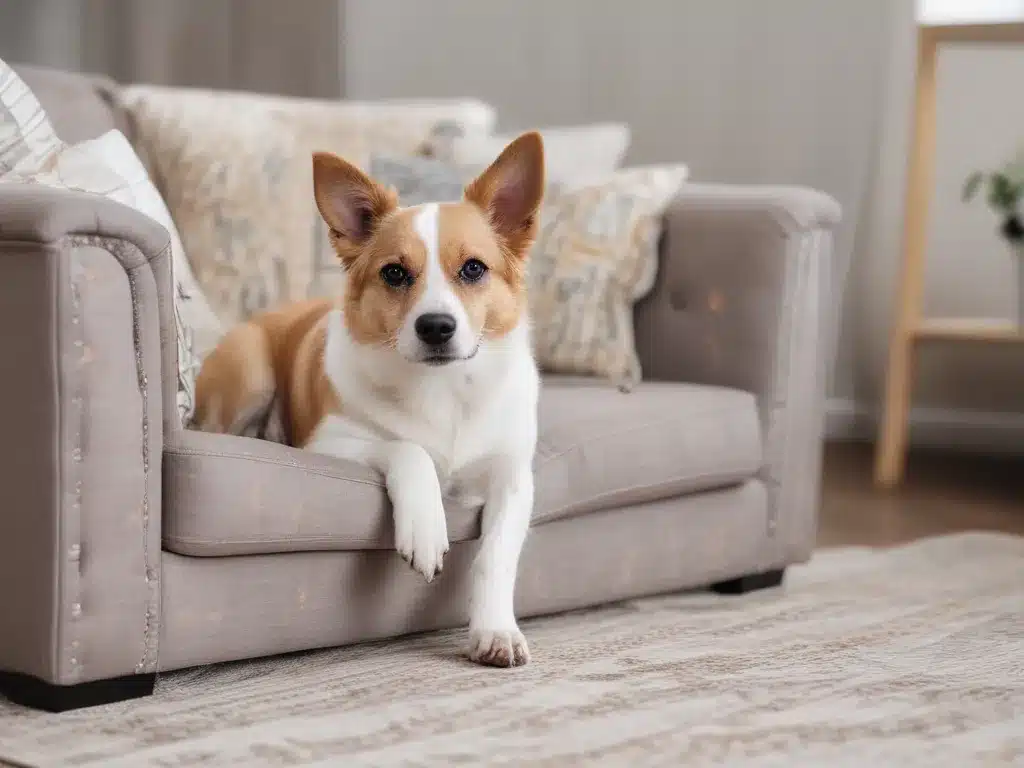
0;671;155;712
710;568;785;595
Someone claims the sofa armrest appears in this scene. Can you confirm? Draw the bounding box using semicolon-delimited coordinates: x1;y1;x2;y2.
0;184;174;688
634;183;842;565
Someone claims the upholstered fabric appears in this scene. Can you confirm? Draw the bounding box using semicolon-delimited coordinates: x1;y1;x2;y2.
160;480;769;670
162;380;760;557
3;63;220;425
534;377;760;522
1;128;221;424
0;185;172;686
12;63;123;145
119;85;499;322
636;184;842;565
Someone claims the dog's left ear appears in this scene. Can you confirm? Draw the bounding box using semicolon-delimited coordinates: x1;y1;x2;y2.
464;131;545;258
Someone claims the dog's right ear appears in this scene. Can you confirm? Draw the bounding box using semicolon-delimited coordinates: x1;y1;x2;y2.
312;152;397;266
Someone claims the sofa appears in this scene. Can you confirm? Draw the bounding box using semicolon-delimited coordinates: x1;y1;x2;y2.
0;65;842;712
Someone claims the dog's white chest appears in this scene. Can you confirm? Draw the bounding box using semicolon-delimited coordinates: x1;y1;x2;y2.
386;371;504;480
317;309;538;497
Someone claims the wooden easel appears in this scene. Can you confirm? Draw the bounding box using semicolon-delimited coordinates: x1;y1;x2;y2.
874;20;1024;488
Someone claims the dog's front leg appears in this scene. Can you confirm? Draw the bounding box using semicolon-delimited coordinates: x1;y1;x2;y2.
467;462;534;667
306;433;448;581
383;442;449;581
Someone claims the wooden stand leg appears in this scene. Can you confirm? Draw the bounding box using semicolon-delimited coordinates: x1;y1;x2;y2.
875;28;939;489
876;336;916;486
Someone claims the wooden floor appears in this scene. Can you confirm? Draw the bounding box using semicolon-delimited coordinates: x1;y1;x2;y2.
817;442;1024;548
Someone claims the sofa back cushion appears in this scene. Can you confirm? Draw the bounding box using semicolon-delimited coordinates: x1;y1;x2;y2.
13;64;124;145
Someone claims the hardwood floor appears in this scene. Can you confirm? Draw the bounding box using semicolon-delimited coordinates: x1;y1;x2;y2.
817;442;1024;548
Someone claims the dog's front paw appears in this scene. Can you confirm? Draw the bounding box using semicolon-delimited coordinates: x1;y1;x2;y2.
467;628;530;668
394;494;449;583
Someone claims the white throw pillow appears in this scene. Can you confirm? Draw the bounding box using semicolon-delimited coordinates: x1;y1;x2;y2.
426;122;631;183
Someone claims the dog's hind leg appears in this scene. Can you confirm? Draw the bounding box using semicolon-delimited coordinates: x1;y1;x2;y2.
192;322;280;440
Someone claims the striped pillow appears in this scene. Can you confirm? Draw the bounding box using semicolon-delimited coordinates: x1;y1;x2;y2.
0;60;61;173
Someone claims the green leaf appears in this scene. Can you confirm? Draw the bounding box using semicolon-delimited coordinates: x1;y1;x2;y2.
963;171;984;201
987;172;1021;213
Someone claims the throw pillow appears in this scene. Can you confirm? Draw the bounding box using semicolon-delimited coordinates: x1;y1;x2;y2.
369;153;472;206
368;153;689;387
1;60;214;427
0;62;61;173
530;164;689;387
119;85;499;309
422;122;631;184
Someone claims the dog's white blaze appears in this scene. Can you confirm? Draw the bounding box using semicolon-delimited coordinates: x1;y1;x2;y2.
401;202;474;358
412;203;448;312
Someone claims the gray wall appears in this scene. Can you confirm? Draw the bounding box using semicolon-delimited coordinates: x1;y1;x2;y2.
345;0;1024;441
0;0;343;97
857;19;1024;428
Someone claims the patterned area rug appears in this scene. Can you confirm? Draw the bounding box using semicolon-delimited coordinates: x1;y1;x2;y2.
1;532;1022;767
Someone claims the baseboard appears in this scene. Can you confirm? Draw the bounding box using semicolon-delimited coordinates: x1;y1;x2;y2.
826;398;1024;456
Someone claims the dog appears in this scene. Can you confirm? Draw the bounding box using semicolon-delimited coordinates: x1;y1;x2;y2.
191;132;545;667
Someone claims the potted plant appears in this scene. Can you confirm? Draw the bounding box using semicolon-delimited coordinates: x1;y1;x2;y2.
963;147;1024;327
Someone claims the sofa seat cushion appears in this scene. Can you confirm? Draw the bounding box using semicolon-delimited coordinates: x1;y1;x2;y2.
533;377;761;524
163;380;761;556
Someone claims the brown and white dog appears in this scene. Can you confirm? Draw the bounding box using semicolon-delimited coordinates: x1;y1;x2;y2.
192;132;545;667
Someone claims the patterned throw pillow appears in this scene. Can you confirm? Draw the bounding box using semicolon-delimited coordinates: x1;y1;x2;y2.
530;165;689;387
1;59;214;426
119;85;498;313
369;153;473;206
368;153;688;387
0;64;60;173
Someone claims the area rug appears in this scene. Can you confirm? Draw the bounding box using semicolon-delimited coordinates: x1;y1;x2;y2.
1;532;1022;767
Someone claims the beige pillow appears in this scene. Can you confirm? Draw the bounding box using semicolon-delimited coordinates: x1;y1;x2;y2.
120;85;498;311
529;165;689;388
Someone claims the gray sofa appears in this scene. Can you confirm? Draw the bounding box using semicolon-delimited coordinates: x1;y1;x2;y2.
0;65;842;712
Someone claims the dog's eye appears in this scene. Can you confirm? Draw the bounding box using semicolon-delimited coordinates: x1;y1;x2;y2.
380;263;410;287
458;258;488;283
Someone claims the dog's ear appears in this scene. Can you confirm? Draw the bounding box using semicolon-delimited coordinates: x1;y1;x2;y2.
312;152;397;265
464;131;545;259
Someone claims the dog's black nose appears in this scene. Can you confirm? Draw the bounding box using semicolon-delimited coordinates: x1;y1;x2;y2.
415;313;457;345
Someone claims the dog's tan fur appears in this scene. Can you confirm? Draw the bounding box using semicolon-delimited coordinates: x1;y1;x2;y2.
193;132;544;450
